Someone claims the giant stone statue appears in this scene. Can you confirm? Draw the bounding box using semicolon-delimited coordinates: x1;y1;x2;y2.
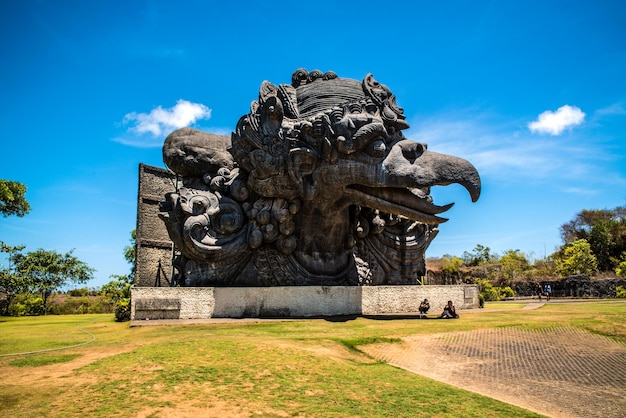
159;69;481;287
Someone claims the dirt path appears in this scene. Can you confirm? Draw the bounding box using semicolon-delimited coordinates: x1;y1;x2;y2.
361;325;626;417
3;345;138;387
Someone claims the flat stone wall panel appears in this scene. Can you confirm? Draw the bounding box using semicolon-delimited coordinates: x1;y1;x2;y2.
131;287;215;319
135;164;177;287
213;286;362;317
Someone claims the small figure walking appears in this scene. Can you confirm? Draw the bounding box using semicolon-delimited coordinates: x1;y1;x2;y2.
440;300;459;319
543;283;552;301
536;283;543;300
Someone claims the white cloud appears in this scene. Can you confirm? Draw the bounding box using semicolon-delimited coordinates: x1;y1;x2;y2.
528;105;585;135
406;108;610;186
123;99;212;137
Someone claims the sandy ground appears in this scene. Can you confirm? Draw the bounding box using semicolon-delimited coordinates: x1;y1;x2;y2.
361;304;626;418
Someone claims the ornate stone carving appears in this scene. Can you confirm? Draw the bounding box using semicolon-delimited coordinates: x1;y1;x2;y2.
159;70;481;286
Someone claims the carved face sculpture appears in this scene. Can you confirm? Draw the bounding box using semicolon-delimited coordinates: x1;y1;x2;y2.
160;70;480;286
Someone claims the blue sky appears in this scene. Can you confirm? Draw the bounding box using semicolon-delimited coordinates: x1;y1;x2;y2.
1;0;625;288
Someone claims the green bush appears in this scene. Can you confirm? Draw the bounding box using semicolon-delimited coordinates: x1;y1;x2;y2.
87;298;114;314
51;296;90;314
9;293;45;316
475;279;515;301
68;287;90;297
616;258;626;278
114;298;131;322
500;286;515;298
475;279;498;301
616;285;626;299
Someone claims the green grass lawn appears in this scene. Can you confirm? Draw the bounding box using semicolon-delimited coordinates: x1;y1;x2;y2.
482;302;527;309
1;300;624;417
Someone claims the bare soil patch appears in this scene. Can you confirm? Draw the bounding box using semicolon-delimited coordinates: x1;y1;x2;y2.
5;345;137;387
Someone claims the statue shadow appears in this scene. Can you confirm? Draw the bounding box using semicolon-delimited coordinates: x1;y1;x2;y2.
254;314;439;322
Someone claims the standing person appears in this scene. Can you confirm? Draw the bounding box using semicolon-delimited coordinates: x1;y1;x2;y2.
544;283;552;301
536;283;543;300
440;300;459;318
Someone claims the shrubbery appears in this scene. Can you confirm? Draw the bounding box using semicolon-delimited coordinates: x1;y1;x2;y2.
4;292;116;316
8;293;44;316
114;298;131;322
475;278;515;301
616;255;626;278
49;294;115;315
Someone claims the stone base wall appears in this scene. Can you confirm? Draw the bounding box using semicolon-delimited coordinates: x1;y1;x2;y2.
131;285;478;320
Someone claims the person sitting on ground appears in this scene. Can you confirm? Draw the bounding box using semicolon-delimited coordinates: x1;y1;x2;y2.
440;300;459;319
419;298;430;316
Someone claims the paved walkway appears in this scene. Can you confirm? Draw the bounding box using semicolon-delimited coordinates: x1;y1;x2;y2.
361;301;626;418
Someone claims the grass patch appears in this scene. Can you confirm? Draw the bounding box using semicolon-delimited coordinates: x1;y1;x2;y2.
1;300;624;417
9;353;82;367
484;302;527;309
0;314;111;354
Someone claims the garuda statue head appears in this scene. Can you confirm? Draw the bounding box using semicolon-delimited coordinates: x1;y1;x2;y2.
160;69;481;286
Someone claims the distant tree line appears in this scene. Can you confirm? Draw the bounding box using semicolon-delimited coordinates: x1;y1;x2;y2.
0;180;133;320
434;206;626;301
0;231;134;320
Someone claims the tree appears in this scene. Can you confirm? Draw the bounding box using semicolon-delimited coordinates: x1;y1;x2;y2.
13;249;94;314
554;239;598;277
462;244;498;267
101;275;131;304
100;230;136;322
441;256;463;275
123;229;136;282
560;209;612;243
0;180;31;217
499;249;530;285
560;207;626;272
588;222;612;271
529;257;557;279
101;274;132;321
0;243;29;315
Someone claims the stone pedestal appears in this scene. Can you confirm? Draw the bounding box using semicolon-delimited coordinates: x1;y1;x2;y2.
131;285;479;320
